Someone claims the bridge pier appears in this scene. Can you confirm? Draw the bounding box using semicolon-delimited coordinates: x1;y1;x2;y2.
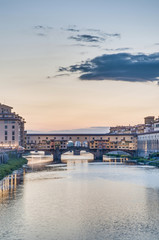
93;149;103;162
73;149;80;155
52;149;62;163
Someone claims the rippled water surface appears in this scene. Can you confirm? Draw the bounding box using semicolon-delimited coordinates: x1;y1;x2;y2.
0;153;159;240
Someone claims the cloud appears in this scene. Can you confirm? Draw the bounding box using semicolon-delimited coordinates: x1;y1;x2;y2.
105;47;133;51
36;33;47;37
70;43;101;49
59;52;159;82
64;26;120;38
34;25;53;30
66;26;120;45
33;25;53;36
34;25;45;30
69;32;120;44
72;43;88;47
53;73;70;78
69;34;105;43
47;73;70;79
115;47;132;51
86;28;120;38
61;25;79;32
67;28;80;32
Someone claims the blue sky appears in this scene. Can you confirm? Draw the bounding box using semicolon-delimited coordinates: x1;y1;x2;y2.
0;0;159;131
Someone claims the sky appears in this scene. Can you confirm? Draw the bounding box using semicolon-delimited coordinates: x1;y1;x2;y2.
0;0;159;132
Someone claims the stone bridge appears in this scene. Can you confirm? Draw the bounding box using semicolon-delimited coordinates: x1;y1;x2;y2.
26;133;137;162
27;146;137;163
52;147;137;163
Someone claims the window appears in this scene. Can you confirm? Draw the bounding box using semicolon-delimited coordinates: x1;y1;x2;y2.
85;137;87;140
12;136;15;141
12;125;15;129
5;125;7;129
5;131;7;135
12;131;15;135
5;136;7;141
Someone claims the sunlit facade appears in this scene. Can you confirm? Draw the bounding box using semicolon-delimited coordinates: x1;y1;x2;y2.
26;133;137;151
0;104;25;148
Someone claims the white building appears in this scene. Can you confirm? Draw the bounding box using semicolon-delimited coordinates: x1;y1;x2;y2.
137;131;159;157
153;118;159;131
0;104;25;148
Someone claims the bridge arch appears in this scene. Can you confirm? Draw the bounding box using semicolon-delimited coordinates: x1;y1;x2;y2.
60;148;94;162
104;150;136;157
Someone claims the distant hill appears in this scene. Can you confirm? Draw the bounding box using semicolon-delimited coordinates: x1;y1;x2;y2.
27;126;110;134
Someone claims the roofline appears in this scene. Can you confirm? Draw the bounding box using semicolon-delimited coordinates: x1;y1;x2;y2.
0;104;13;109
138;131;159;136
26;133;137;137
0;118;25;121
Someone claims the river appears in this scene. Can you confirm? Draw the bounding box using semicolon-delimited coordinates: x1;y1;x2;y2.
0;152;159;240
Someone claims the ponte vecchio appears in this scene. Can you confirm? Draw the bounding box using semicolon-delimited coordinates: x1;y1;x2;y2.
26;133;137;163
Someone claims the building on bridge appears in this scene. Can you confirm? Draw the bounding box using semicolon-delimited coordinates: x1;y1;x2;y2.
0;103;25;149
90;138;136;151
26;133;137;152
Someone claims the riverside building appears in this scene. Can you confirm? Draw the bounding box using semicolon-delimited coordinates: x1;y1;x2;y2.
0;104;25;149
137;131;159;157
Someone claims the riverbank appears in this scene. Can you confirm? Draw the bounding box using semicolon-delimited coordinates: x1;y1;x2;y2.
0;157;27;180
136;157;159;167
105;153;159;167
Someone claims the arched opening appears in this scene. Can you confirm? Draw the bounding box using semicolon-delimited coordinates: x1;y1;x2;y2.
61;150;94;162
67;140;74;147
74;141;82;147
61;140;94;162
82;141;88;148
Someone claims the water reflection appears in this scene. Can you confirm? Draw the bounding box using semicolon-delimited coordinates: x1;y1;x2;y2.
103;155;129;163
0;154;159;240
0;171;25;204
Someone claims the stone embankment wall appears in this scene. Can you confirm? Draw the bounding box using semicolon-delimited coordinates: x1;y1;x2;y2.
0;151;21;164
